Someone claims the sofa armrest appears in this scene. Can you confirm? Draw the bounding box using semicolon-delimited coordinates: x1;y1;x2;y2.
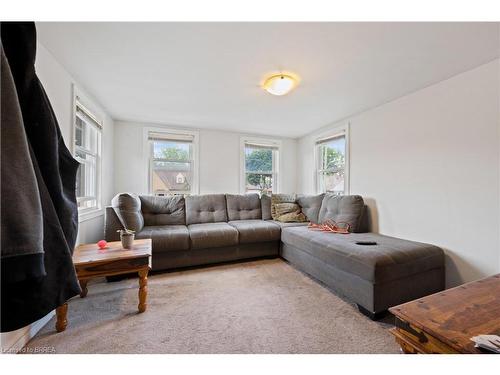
104;206;123;242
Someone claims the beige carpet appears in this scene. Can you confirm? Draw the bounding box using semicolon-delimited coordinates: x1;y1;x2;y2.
25;258;400;353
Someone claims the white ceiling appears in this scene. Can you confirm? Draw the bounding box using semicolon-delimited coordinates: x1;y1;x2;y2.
36;22;499;138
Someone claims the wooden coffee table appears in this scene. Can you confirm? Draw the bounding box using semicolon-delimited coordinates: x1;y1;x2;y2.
389;273;500;353
55;239;152;332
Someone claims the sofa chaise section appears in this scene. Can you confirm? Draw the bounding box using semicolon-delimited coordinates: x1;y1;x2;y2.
281;228;444;285
280;195;445;317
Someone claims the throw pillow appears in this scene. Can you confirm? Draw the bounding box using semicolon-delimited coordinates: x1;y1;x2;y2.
271;194;307;222
276;211;307;223
275;202;301;216
271;194;296;220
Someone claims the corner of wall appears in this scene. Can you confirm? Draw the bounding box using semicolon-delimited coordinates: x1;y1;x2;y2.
0;311;55;353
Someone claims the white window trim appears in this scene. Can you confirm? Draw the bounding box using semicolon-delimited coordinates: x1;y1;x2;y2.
72;85;103;222
239;136;282;194
142;126;200;195
314;122;350;195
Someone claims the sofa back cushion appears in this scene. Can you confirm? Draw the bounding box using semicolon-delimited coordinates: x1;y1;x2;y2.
226;194;262;221
139;195;185;226
185;194;228;224
261;194;272;220
358;205;370;232
111;193;144;232
297;193;325;224
318;194;365;232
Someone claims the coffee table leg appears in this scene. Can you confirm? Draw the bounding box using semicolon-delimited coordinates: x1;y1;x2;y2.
79;279;89;298
55;303;68;332
138;269;148;313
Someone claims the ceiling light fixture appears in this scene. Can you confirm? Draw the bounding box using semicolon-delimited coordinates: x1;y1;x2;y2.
262;73;298;96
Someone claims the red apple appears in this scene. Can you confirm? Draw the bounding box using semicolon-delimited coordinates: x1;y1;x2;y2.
97;240;108;249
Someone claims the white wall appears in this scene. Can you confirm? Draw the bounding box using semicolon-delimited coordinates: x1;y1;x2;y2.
1;43;115;351
114;121;297;196
298;60;500;288
36;43;116;244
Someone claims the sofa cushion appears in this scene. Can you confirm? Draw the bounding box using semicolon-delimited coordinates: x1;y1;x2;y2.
185;194;228;225
136;225;189;253
111;193;144;232
318;194;365;232
267;220;309;229
228;220;281;244
139;195;185;226
226;194;262;221
261;194;272;220
281;226;444;284
297;194;325;223
188;222;238;249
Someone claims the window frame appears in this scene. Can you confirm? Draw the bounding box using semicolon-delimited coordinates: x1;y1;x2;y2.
143;127;200;196
240;136;282;194
72;86;103;222
314;123;350;195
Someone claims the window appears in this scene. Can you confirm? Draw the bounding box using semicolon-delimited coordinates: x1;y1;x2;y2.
242;139;280;195
315;127;348;195
74;98;102;214
148;131;196;196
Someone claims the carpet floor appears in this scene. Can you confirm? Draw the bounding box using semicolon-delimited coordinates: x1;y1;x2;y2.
25;258;400;353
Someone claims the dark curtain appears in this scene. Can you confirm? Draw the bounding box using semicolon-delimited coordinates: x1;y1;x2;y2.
1;22;81;332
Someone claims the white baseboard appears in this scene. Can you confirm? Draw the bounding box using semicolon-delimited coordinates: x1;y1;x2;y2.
1;311;55;354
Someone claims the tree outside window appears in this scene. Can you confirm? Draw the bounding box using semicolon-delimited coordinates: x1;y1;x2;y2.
316;135;346;195
244;144;278;195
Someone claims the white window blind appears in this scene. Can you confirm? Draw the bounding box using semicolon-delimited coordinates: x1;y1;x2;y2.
148;132;194;142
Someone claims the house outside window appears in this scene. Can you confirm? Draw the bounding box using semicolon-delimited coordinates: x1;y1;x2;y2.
74;97;102;216
176;173;185;184
315;125;349;195
241;138;280;195
148;131;198;196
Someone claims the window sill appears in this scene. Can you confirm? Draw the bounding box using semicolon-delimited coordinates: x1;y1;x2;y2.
78;208;104;223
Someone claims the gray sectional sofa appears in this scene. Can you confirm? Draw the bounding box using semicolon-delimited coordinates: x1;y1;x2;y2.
105;192;445;319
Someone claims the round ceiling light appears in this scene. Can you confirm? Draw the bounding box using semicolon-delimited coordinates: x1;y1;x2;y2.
262;73;297;96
